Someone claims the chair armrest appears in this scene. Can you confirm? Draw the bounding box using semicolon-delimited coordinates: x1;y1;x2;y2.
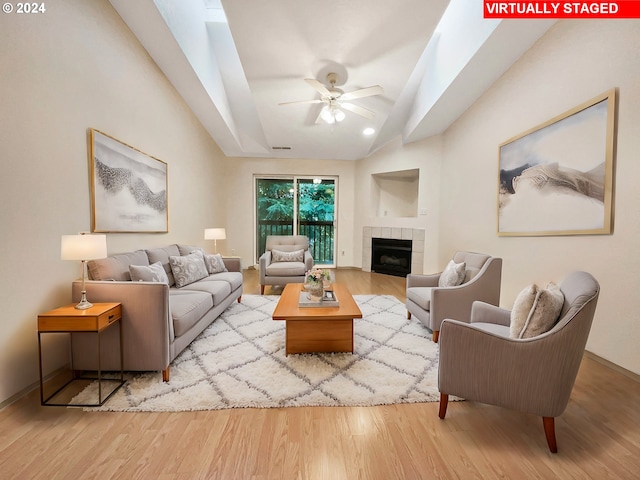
259;251;271;283
71;280;171;372
470;301;511;327
407;273;440;288
438;319;580;417
304;251;314;270
222;257;241;272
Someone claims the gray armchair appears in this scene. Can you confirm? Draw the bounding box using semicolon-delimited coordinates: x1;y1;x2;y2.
406;251;502;342
259;235;314;294
437;271;600;453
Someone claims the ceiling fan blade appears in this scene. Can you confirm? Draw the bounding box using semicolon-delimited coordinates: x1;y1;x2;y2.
278;99;324;106
304;78;331;96
341;102;376;119
340;85;383;101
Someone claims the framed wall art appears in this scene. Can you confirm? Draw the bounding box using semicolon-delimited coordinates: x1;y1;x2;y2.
497;88;616;236
90;129;168;233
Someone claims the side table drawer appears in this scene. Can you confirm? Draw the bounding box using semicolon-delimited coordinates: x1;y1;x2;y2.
38;304;122;332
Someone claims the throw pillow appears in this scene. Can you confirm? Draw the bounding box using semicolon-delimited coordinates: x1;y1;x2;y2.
169;252;208;288
510;283;565;339
204;253;228;274
129;261;170;284
438;260;466;287
271;249;304;263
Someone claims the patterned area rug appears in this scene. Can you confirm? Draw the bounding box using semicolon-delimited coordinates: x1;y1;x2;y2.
79;295;443;412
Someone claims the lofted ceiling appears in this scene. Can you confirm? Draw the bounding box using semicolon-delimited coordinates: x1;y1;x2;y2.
109;0;555;161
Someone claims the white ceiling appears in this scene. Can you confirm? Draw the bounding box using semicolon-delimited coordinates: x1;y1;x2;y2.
109;0;555;161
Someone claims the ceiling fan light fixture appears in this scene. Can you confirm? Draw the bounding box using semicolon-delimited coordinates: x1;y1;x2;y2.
320;105;345;124
320;105;335;124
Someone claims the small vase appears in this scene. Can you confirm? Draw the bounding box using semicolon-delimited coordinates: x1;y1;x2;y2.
306;281;324;302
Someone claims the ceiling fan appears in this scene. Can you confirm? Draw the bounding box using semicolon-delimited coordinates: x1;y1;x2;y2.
279;73;383;124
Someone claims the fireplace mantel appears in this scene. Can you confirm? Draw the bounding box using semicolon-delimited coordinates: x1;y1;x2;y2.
362;227;424;275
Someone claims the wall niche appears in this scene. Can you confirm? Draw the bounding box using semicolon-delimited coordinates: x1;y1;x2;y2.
372;169;419;218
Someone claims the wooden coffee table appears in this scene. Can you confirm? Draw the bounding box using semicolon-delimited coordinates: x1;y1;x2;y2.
272;283;363;355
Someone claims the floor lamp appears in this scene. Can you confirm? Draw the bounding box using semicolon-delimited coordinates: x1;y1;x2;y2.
204;228;226;254
61;233;107;309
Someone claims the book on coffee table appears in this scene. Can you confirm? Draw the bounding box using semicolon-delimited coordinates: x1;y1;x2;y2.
298;290;339;308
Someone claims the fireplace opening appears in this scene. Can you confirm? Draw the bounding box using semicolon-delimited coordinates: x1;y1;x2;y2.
371;238;412;277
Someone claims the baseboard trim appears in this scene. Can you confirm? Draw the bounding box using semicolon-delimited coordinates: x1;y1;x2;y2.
584;350;640;383
0;365;69;411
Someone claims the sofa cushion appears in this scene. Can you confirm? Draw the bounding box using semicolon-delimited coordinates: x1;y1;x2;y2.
438;260;466;287
407;287;432;311
200;271;243;291
204;253;228;274
181;280;232;306
87;250;149;281
271;249;304;263
169;290;213;337
129;261;169;284
169;252;209;288
266;261;307;277
146;245;181;286
178;244;205;256
510;283;564;339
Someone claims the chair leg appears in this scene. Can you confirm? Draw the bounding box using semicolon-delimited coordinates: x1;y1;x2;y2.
542;417;558;453
438;394;449;419
407;311;411;319
432;330;439;343
237;296;242;303
261;285;265;295
162;366;170;382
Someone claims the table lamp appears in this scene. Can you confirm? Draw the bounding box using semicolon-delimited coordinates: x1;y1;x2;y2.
61;233;107;309
204;228;226;254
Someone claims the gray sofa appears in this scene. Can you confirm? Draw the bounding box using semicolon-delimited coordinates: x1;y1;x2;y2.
71;244;242;381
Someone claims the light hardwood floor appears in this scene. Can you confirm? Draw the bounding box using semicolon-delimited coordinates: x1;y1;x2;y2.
2;268;639;479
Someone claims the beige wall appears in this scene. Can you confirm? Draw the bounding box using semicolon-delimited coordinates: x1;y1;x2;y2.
354;136;443;273
438;20;640;374
2;4;638;408
220;157;357;267
353;21;640;374
0;0;227;404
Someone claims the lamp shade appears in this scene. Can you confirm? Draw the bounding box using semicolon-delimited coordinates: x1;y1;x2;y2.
204;228;226;240
61;234;107;261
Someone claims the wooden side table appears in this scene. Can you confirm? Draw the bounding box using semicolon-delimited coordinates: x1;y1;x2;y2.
37;302;125;406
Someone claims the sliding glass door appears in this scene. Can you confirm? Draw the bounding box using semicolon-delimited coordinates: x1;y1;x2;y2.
255;176;337;266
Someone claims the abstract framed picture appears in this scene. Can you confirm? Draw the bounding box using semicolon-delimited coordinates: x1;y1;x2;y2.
90;129;168;233
498;88;616;236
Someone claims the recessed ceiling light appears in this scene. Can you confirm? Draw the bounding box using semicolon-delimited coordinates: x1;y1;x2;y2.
363;127;375;136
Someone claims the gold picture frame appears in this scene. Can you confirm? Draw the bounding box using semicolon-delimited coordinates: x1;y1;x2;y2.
90;129;168;233
498;88;616;236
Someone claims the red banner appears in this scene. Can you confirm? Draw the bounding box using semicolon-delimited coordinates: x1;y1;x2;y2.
484;1;640;18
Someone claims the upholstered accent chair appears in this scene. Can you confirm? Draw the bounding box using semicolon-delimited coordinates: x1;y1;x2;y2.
406;251;502;342
437;271;600;453
259;235;314;294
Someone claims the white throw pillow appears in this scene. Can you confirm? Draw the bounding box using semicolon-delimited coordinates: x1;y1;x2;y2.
271;249;304;263
510;283;564;339
169;252;208;288
438;260;466;287
204;253;228;274
129;261;169;284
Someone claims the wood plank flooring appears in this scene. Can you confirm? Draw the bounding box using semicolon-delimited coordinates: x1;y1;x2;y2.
1;268;639;479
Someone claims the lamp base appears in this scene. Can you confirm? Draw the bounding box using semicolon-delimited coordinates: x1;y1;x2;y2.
75;291;93;310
